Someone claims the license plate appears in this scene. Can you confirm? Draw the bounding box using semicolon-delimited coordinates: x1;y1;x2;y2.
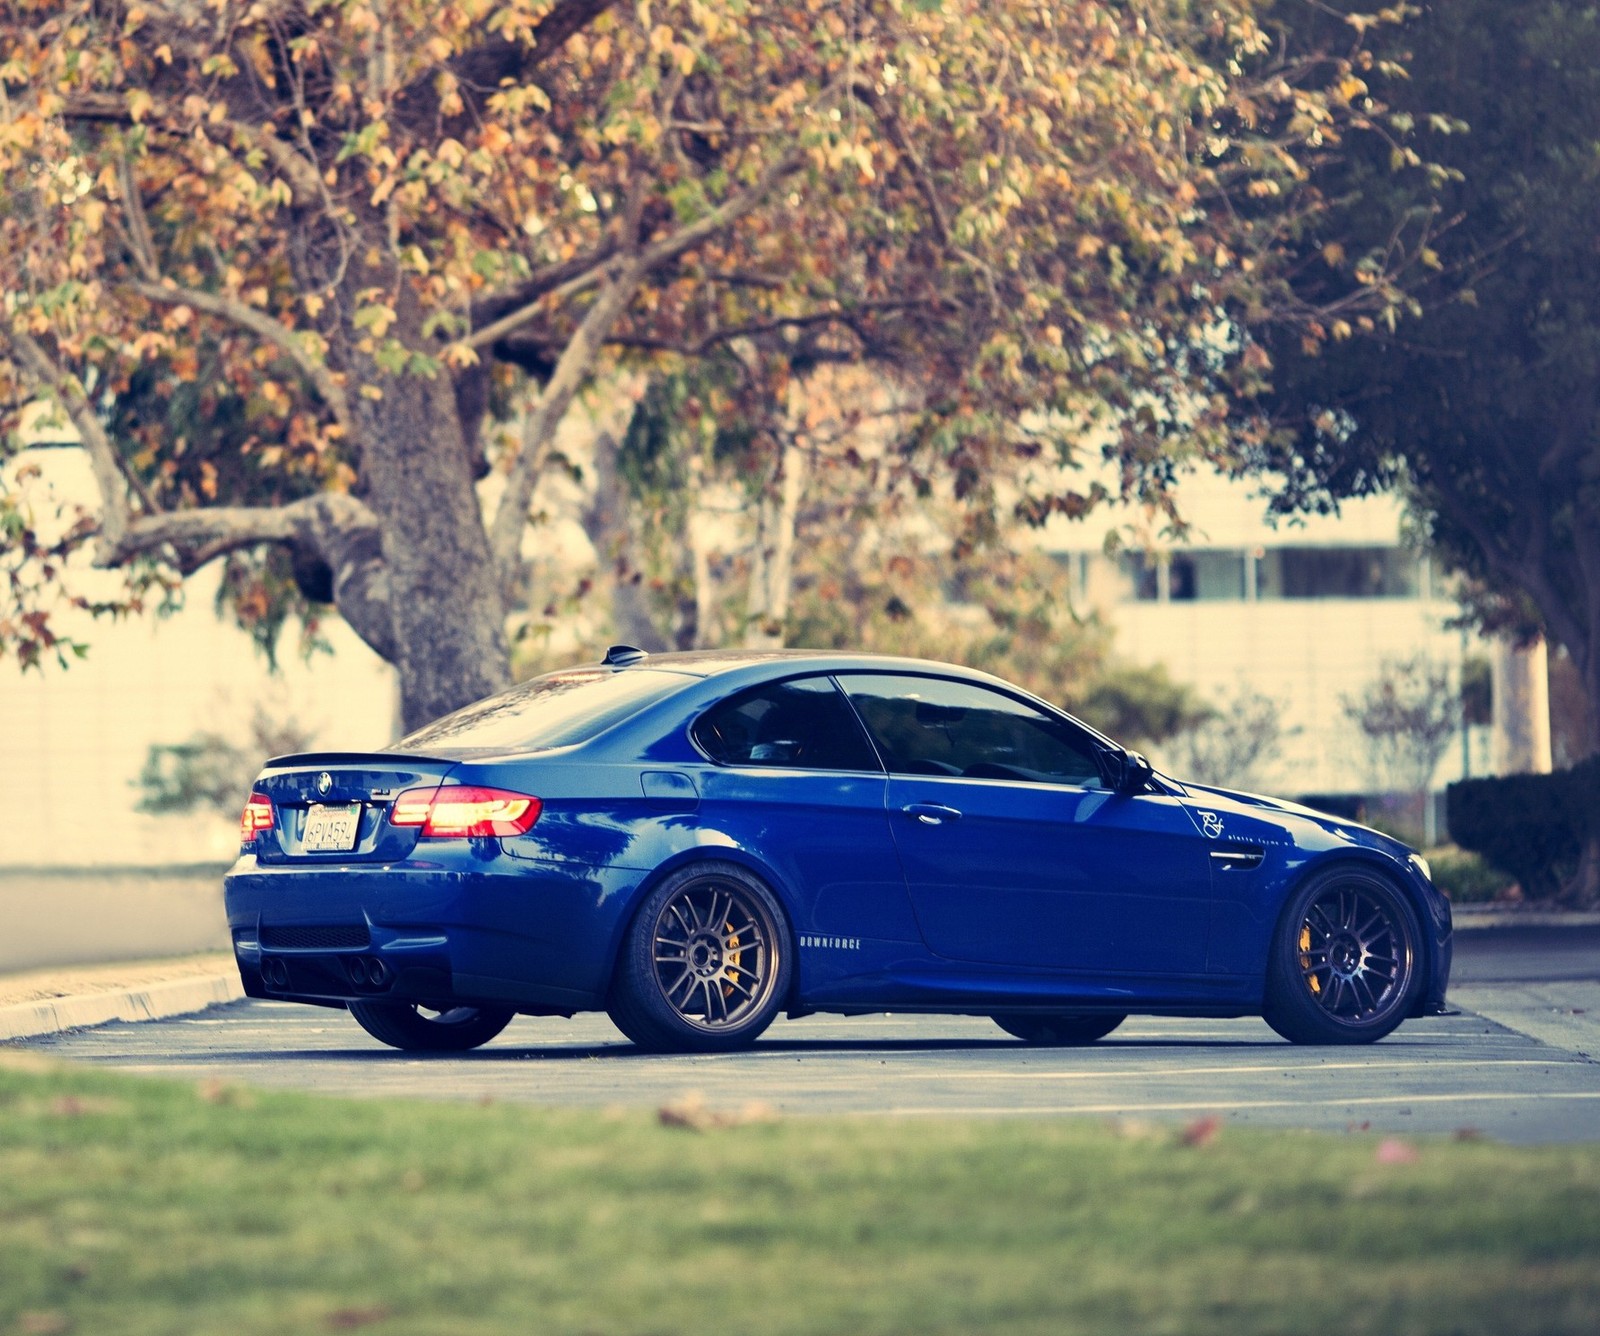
302;803;362;853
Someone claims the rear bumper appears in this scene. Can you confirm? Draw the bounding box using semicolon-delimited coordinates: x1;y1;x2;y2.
224;851;643;1013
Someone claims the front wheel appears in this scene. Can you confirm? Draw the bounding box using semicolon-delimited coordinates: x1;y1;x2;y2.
608;861;792;1053
1263;867;1423;1045
348;1000;515;1052
992;1013;1125;1045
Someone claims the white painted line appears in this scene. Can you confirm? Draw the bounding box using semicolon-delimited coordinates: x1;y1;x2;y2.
909;1058;1583;1081
870;1091;1600;1117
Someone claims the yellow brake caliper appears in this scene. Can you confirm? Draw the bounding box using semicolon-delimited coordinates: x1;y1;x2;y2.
1300;924;1320;994
723;923;742;999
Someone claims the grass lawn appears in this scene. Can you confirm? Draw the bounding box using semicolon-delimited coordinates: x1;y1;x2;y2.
2;1051;1598;1335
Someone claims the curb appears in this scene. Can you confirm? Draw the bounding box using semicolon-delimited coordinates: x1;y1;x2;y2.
1452;910;1600;930
0;972;244;1043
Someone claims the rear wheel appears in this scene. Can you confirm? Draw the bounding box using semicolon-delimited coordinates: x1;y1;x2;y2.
1263;866;1423;1045
992;1013;1125;1045
348;1000;515;1052
608;861;792;1053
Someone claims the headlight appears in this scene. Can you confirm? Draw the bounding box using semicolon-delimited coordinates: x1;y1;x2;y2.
1408;853;1433;884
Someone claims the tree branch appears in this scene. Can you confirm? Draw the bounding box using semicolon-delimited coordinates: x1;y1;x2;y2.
390;0;619;135
4;328;132;559
110;492;397;661
130;280;352;433
462;148;804;356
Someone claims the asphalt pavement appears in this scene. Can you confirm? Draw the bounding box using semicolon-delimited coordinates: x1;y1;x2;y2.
9;924;1599;1145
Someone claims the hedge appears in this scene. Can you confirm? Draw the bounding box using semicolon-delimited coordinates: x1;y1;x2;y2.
1446;756;1600;900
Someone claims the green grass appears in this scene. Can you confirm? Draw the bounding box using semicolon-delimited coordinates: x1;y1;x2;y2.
2;1054;1598;1335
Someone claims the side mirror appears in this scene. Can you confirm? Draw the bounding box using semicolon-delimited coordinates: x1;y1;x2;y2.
1114;750;1154;795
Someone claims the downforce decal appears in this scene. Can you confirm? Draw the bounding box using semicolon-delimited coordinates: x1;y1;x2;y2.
800;935;862;951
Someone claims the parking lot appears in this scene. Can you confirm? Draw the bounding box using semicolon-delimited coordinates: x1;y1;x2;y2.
12;924;1598;1145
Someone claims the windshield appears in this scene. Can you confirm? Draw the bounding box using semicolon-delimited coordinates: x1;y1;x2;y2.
398;668;687;752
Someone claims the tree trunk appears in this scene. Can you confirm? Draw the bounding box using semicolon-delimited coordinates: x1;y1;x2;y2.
343;303;511;731
744;438;806;649
583;426;670;653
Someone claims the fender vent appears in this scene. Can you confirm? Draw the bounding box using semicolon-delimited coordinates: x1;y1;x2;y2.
1209;844;1265;871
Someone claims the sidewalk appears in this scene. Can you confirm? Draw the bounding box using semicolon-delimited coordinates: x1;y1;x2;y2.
0;953;242;1043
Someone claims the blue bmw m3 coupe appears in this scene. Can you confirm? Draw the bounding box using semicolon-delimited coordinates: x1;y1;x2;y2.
224;648;1453;1052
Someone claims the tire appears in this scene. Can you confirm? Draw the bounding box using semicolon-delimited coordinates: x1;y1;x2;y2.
1263;865;1423;1045
992;1013;1126;1045
348;1000;515;1052
608;860;793;1053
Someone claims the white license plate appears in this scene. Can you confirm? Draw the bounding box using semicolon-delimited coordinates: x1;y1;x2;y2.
302;803;362;853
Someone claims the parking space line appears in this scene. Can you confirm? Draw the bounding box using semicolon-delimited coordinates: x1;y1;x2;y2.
872;1091;1600;1117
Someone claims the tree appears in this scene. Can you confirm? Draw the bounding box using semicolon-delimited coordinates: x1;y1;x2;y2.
2;1;1429;728
1342;653;1459;797
1246;0;1600;759
136;702;315;818
1167;686;1287;789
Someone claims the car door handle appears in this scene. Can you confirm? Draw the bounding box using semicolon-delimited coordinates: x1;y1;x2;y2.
903;803;963;826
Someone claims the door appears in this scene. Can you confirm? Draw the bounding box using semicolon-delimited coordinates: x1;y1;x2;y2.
838;673;1214;974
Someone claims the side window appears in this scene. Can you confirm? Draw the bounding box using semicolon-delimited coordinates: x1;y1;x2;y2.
693;676;882;772
839;674;1106;788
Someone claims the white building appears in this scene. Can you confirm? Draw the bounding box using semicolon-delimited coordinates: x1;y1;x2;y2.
1038;468;1493;808
0;444;398;867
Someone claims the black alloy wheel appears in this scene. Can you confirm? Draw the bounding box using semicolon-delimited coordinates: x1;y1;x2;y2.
347;999;515;1052
608;861;792;1053
992;1013;1126;1045
1264;866;1423;1045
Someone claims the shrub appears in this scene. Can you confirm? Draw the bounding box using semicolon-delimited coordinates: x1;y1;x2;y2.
1423;845;1515;904
1446;757;1600;900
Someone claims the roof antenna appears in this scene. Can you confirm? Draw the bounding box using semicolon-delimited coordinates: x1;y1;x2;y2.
602;644;649;666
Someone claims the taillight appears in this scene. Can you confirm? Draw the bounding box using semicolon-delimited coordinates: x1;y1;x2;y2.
388;786;542;838
240;792;275;844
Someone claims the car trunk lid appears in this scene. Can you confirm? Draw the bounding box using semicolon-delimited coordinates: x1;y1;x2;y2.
247;752;460;863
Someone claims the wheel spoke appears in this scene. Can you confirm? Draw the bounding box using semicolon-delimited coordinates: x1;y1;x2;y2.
722;970;757;1001
1353;908;1386;940
667;902;695;940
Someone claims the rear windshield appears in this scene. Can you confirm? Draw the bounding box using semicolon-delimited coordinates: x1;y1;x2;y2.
398;668;687;752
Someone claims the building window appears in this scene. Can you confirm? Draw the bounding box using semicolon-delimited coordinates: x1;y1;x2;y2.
1258;548;1419;599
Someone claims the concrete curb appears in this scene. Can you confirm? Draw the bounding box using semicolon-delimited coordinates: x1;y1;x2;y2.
0;971;243;1042
1453;909;1600;930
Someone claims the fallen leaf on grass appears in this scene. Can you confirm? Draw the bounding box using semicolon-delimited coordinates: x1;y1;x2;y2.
1453;1127;1485;1142
1376;1138;1419;1164
20;1095;127;1119
1180;1116;1222;1148
196;1079;255;1108
658;1091;779;1131
325;1306;392;1330
15;1311;71;1334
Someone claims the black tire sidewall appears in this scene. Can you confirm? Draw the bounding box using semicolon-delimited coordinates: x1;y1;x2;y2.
1264;866;1424;1045
992;1013;1126;1045
348;999;514;1052
610;860;793;1053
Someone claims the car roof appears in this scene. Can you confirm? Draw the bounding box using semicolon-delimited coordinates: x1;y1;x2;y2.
597;647;1010;682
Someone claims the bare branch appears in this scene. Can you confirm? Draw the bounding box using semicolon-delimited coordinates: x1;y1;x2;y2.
116;151;161;283
110;492;398;661
470;239;621;335
4;327;132;558
850;82;951;248
462;149;804;356
129;280;352;433
391;0;619;134
487;262;646;577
